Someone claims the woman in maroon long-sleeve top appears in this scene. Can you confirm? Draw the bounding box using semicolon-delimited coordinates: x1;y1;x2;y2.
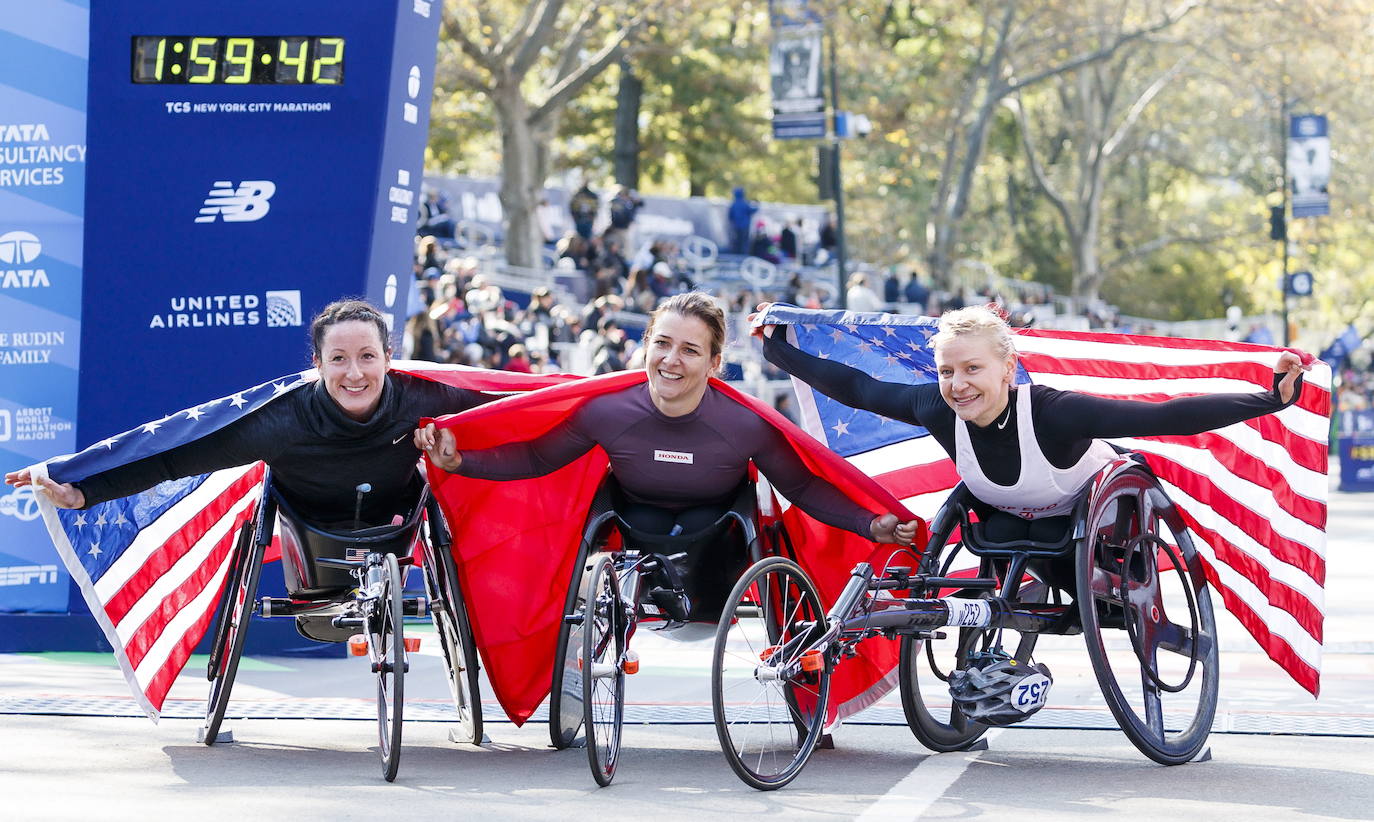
416;293;920;552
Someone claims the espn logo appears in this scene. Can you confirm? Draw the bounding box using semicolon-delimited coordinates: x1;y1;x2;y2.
0;564;59;586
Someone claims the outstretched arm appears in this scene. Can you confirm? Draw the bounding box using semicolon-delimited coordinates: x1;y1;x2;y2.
1045;350;1311;439
415;415;598;480
755;320;929;425
753;425;918;546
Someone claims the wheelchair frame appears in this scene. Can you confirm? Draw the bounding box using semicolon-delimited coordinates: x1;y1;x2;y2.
720;456;1220;789
199;469;484;782
548;476;770;787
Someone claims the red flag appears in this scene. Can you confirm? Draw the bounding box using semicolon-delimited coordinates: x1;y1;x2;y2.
426;370;924;725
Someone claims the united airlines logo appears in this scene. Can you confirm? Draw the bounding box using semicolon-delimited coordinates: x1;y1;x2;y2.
265;290;302;327
196;180;276;223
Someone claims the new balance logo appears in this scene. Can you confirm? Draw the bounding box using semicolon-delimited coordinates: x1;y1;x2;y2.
196;180;276;223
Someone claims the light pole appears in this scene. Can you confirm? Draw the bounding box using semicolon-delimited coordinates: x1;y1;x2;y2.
1279;70;1291;346
828;27;847;310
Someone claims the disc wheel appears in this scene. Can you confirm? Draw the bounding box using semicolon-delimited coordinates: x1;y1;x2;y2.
422;536;483;744
202;519;264;745
550;554;593;750
712;556;830;791
582;554;626;786
1077;466;1219;765
898;561;1048;751
373;553;406;781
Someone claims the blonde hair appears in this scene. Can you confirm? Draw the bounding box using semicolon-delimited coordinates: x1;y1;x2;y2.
931;305;1017;362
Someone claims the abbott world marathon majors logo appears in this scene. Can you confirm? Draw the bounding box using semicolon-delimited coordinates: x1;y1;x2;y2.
0;230;50;289
149;290;302;329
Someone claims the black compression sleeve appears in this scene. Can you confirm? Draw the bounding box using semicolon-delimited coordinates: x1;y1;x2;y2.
73;414;274;508
1040;374;1296;440
762;332;925;424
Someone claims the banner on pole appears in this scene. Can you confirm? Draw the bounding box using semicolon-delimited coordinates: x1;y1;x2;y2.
1290;114;1330;218
770;1;825;140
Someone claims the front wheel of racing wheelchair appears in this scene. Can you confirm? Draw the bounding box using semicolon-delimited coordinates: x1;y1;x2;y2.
711;555;831;791
200;472;482;781
1076;461;1219;765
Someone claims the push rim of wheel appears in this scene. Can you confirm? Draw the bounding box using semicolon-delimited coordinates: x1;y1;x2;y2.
423;540;482;744
375;553;405;781
582;554;624;787
550;555;592;750
1077;468;1219;765
202;522;263;746
711;556;829;791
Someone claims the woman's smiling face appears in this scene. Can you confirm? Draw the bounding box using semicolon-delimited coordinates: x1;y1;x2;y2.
935;332;1015;427
314;320;390;422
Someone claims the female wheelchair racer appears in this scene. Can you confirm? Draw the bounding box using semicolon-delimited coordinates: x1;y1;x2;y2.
416;292;922;786
6;299;563;780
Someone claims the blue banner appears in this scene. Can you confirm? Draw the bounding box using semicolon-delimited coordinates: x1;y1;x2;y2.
1338;409;1374;492
769;1;826;140
80;1;439;443
1290;114;1330;219
0;0;88;612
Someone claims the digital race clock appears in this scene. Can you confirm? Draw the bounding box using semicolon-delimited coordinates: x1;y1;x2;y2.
132;36;345;85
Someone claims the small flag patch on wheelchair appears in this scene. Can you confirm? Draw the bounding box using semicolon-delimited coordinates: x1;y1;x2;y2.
345;548;369;563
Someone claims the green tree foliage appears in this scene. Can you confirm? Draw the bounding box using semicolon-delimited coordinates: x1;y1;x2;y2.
429;0;1374;340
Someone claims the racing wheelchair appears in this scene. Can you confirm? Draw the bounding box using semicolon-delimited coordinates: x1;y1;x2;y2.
547;476;790;787
714;456;1220;789
200;470;483;782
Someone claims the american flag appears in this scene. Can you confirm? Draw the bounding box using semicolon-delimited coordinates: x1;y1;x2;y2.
759;305;1332;696
31;362;570;720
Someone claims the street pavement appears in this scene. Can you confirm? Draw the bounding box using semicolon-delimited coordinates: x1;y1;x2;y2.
2;475;1371;819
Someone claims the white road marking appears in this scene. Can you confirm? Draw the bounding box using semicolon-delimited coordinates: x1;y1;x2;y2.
857;729;1003;821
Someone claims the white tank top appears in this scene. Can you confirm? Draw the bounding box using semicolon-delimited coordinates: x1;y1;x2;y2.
954;386;1117;519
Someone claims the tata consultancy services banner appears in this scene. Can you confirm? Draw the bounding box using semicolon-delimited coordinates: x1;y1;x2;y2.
0;0;87;612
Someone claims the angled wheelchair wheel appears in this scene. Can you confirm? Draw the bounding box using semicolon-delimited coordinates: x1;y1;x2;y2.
581;554;626;786
550;555;594;750
373;552;406;782
898;629;989;752
898;563;1049;752
202;519;264;746
712;556;830;791
1076;466;1219;765
421;538;483;745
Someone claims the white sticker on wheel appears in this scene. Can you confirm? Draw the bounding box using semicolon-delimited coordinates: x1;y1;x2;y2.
940;597;991;628
1011;672;1051;713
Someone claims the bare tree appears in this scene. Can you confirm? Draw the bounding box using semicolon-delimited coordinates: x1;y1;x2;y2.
1010;44;1192;302
923;0;1199;288
439;0;647;270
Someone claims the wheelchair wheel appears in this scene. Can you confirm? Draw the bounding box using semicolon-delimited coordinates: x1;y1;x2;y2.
711;556;829;791
421;539;483;745
1076;466;1219;765
373;552;406;782
898;562;1048;752
898;629;988;752
202;519;264;745
581;554;625;786
550;555;594;750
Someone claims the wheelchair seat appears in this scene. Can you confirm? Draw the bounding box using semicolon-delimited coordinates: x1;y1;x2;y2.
271;480;428;641
582;475;760;624
944;481;1094;560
